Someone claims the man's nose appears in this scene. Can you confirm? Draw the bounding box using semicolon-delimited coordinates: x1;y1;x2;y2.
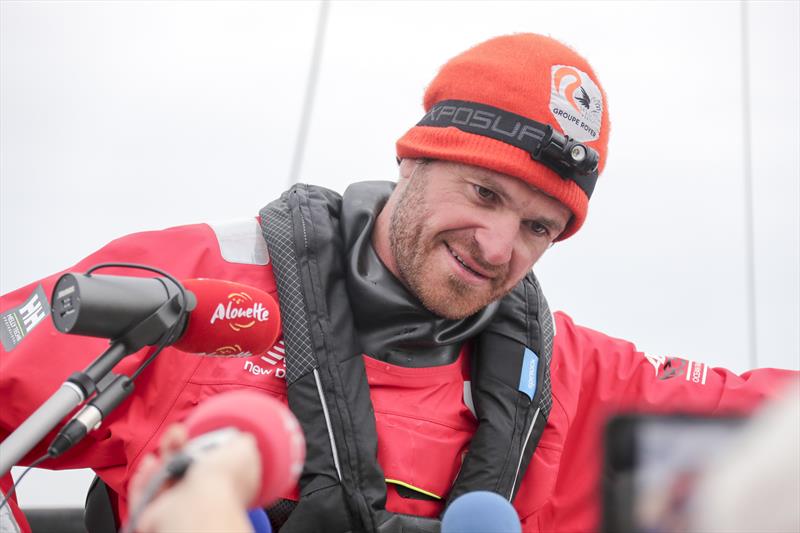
474;215;517;266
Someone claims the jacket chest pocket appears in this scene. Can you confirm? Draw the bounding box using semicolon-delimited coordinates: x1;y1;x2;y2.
374;409;475;518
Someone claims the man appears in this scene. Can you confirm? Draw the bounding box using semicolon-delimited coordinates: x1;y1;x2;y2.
0;33;795;533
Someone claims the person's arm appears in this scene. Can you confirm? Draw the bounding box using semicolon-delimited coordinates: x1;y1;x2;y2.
521;312;798;532
0;220;280;526
0;225;227;468
553;311;797;417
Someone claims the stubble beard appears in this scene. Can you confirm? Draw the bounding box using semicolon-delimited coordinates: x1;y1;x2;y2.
388;172;509;320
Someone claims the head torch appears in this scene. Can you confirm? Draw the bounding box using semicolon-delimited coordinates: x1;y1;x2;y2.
416;99;600;198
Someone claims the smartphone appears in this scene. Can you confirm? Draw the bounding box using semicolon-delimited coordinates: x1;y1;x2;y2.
602;413;745;533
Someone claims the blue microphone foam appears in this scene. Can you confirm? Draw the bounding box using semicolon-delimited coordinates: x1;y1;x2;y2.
441;491;522;533
248;507;272;533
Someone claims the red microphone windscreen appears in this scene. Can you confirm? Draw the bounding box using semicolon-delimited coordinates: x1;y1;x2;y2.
174;279;281;356
183;390;305;507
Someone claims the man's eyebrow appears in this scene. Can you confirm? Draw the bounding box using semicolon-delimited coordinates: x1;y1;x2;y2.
471;174;513;203
471;174;567;233
531;215;566;234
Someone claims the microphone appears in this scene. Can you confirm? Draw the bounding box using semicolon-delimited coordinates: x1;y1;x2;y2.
52;274;281;356
441;491;521;533
167;389;305;508
121;390;303;533
247;508;273;533
174;278;281;357
46;274;282;458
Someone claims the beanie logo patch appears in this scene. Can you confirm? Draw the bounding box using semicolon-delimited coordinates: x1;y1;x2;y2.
550;65;603;142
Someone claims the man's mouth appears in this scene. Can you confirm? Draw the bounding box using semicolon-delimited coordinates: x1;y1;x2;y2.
446;243;489;279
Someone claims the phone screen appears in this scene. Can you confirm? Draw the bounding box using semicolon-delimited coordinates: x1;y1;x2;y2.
603;414;744;533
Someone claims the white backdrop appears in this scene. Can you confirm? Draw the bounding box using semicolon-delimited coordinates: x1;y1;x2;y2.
2;0;798;509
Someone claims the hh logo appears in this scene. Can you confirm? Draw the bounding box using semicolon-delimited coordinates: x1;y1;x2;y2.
0;285;51;351
19;293;47;331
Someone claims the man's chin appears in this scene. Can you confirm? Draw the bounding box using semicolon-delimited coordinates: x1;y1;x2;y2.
425;304;473;320
400;266;502;319
417;291;494;320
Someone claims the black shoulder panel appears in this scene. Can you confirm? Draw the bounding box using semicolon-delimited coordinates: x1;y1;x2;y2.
261;185;388;532
447;273;554;505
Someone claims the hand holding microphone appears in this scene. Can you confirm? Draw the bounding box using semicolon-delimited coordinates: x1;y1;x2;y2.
125;389;305;533
129;425;261;533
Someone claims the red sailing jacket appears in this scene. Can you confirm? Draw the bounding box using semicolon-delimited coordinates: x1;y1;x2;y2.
1;220;795;532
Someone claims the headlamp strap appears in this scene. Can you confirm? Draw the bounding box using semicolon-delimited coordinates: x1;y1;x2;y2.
417;99;599;198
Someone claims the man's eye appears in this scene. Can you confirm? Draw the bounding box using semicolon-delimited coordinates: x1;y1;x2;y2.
525;221;549;236
475;185;496;201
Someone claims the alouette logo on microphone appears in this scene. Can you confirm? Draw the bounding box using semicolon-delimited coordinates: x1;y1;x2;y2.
209;291;271;332
177;279;281;359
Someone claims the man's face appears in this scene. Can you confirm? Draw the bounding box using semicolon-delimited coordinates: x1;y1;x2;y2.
386;160;571;319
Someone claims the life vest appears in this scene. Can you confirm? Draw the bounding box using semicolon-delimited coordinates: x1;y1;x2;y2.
259;182;555;532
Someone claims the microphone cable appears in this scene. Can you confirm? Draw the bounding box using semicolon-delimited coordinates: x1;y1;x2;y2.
0;264;192;513
83;263;191;380
0;454;48;511
46;264;192;460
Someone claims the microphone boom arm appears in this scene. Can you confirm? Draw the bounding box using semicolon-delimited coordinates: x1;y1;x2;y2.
0;291;191;475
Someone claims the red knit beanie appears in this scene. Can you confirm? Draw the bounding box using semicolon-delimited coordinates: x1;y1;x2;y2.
396;33;609;240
